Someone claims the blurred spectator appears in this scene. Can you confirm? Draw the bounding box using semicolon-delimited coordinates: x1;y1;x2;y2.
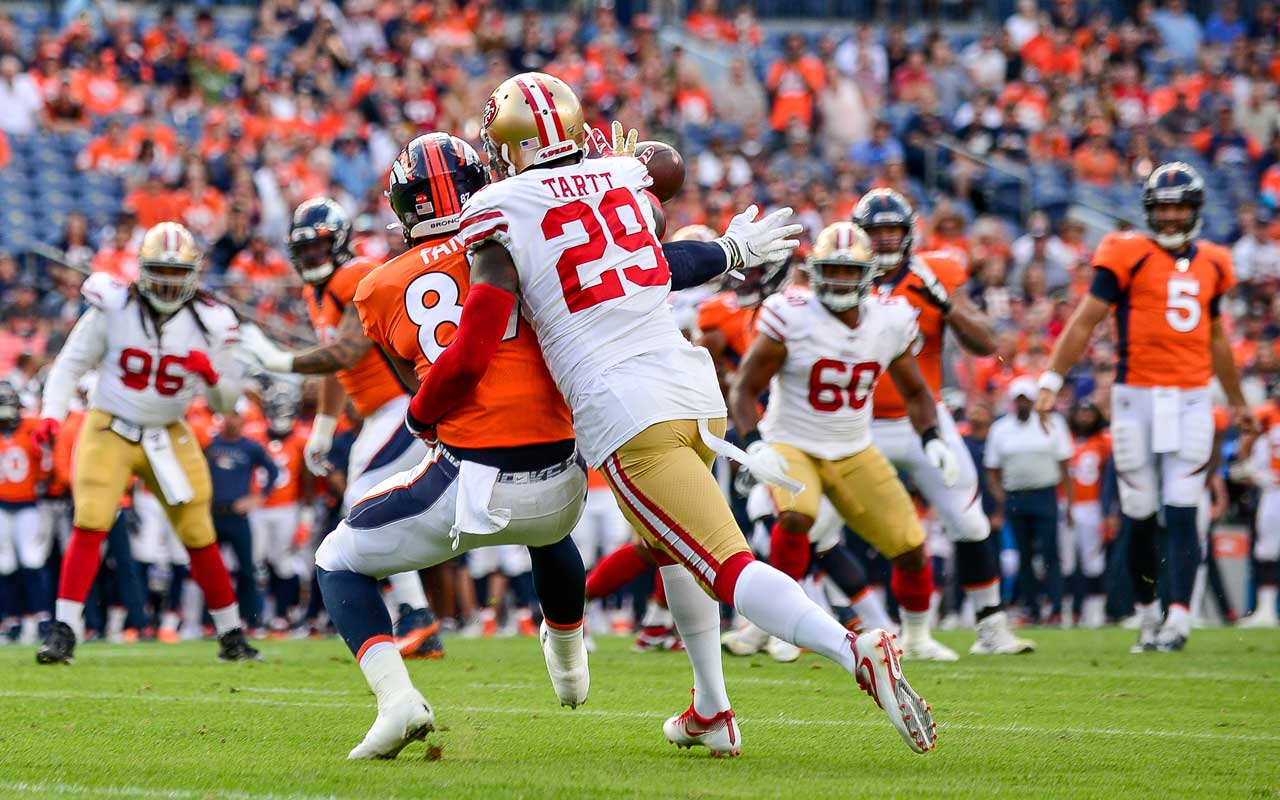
768;128;826;187
1005;0;1042;50
835;25;888;86
228;235;291;289
1072;129;1122;186
91;220;138;284
1152;0;1204;68
1204;1;1248;45
0;55;42;135
1011;212;1076;293
850;119;905;173
766;34;825;136
960;30;1007;94
1233;207;1280;283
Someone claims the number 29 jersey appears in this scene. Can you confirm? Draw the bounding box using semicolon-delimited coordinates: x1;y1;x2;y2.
353;234;574;450
757;289;919;461
456;155;724;467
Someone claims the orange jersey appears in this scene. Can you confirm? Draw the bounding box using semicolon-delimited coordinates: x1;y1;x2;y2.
1069;432;1111;504
48;409;84;499
354;236;574;449
1091;232;1235;389
259;433;307;508
305;257;408;418
0;419;47;505
1255;403;1280;483
587;467;609;491
696;292;759;367
872;251;967;418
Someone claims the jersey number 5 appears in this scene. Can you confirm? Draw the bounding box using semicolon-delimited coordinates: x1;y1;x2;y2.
542;187;669;313
808;359;881;412
1166;277;1200;333
405;272;518;363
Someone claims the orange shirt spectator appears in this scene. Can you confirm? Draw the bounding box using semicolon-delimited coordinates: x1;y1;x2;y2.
69;68;124;117
1261;164;1280;209
125;120;178;160
228;240;291;286
0;131;8;170
686;0;737;43
125;179;181;229
174;184;227;243
77;129;135;173
1072;139;1121;186
767;37;826;132
91;239;138;283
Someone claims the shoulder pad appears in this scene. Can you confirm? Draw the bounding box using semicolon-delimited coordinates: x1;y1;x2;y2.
80;272;131;311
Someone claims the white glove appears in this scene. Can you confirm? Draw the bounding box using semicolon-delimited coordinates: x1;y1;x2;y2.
716;205;804;272
924;437;959;488
305;414;337;476
746;440;795;489
906;257;953;312
238;323;295;373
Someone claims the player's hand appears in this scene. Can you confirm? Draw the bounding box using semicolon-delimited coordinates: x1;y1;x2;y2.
304;414;337;476
717;205;803;272
237;324;295;373
1034;387;1057;421
33;417;60;448
924;438;959;487
1102;514;1120;543
906;258;953;313
182;350;220;385
989;510;1004;533
587;120;638;157
745;440;792;483
404;410;439;446
1232;403;1258;437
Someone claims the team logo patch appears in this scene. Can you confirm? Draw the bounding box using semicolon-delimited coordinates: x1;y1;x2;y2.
415;193;433;216
482;97;498;128
636;145;656;165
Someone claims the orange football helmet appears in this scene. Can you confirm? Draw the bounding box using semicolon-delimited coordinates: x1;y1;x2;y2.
481;72;587;177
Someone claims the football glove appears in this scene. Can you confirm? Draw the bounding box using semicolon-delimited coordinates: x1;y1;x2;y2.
33;417;60;448
181;350;220;385
237;324;294;373
587;120;638;157
304;414;337;476
923;434;959;488
906;258;953;313
745;440;794;488
716;205;804;273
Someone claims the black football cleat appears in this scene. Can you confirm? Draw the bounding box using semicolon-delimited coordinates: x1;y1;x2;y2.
217;628;264;662
36;621;76;665
395;605;445;660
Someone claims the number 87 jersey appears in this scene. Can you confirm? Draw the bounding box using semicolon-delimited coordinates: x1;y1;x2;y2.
353;235;574;450
758;289;920;461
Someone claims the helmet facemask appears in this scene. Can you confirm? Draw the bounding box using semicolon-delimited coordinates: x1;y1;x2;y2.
865;223;912;270
289;231;339;285
139;262;199;315
1147;200;1202;251
810;257;877;312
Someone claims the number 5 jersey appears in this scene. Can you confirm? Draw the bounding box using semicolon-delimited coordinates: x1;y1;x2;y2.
455;155;723;467
758;288;920;461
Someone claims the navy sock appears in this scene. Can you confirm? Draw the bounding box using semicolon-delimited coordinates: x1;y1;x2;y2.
0;571;16;621
1127;514;1160;604
1162;506;1201;607
316;566;394;658
1086;574;1105;595
20;567;52;617
167;565;188;613
956;538;1002;618
276;575;301;616
816;543;869;599
528;536;586;626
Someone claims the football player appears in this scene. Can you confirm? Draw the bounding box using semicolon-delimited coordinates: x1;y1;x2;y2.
730;223;958;662
416;73;937;755
1230;385;1279;627
1063;399;1112;629
236;197;442;659
857;189;1035;656
34;222;257;663
1036;162;1251;651
0;381;50;643
248;388;312;632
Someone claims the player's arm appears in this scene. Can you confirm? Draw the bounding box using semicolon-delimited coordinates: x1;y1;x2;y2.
942;289;996;355
665;205;803;289
239;305;372;375
38;309;108;437
404;241;520;434
1035;293;1111;415
728;331;785;443
1211;317;1253;433
888;350;960;486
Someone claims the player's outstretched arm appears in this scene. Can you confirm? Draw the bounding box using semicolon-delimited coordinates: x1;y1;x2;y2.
40;309;109;424
942;289;996;356
405;241;520;433
728;332;785;440
1210;318;1255;434
888;351;959;487
240;306;373;375
1035;294;1110;415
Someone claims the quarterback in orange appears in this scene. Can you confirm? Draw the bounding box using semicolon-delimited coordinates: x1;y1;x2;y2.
1037;162;1251;653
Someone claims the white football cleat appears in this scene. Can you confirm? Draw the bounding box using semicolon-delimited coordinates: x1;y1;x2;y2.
764;636;801;663
540;621;590;708
851;629;937;754
720;621;769;657
969;611;1036;655
347;691;434;760
663;690;741;757
899;629;959;662
1237;611;1279;629
1129;604;1162;653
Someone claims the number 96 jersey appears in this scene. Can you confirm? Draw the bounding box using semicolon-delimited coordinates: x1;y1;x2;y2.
758;289;919;461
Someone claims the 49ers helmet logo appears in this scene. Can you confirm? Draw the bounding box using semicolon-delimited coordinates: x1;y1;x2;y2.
482;97;498;128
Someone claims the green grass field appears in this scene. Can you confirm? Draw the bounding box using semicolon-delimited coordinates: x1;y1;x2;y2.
1;629;1277;800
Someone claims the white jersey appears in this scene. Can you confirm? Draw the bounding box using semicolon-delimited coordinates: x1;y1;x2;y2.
457;155;724;466
41;273;242;427
758;288;919;461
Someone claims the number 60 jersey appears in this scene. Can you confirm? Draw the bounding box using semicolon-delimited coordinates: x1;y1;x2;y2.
758;289;920;461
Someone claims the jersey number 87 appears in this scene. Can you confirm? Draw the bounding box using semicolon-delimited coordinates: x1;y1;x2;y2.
405;272;519;363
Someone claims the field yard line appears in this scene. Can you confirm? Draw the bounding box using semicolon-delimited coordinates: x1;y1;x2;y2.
0;780;343;800
2;689;1274;743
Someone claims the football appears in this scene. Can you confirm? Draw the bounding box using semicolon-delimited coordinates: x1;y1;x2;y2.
635;140;685;202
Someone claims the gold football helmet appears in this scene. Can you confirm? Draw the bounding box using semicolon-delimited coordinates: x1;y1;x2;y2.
808;222;879;312
137;221;202;314
481;72;587;177
669;224;717;243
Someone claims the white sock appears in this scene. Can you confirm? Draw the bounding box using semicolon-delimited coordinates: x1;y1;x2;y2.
542;621;585;667
732;561;855;673
106;606;127;637
965;580;1001;614
388;571;429;612
902;610;931;641
160;611;180;631
640;602;673;628
1256;586;1278;617
1136;600;1161;623
209;604;243;635
1166;603;1191;636
659;565;730;717
852;589;894;631
359;640;416;707
55;599;85;641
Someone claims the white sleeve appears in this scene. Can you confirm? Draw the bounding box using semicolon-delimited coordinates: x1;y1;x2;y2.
892;303;921;361
457;186;513;253
1248;435;1277;488
203;305;244;415
983;423;1003;469
756;295;791;343
42;309;109;421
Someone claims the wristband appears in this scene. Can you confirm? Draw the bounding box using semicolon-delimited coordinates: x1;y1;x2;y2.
920;426;941;447
310;414;337;442
741;429;763;449
1037;371;1064;395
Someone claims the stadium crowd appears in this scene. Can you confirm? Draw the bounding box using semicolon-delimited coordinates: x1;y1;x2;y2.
1;0;1279;641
